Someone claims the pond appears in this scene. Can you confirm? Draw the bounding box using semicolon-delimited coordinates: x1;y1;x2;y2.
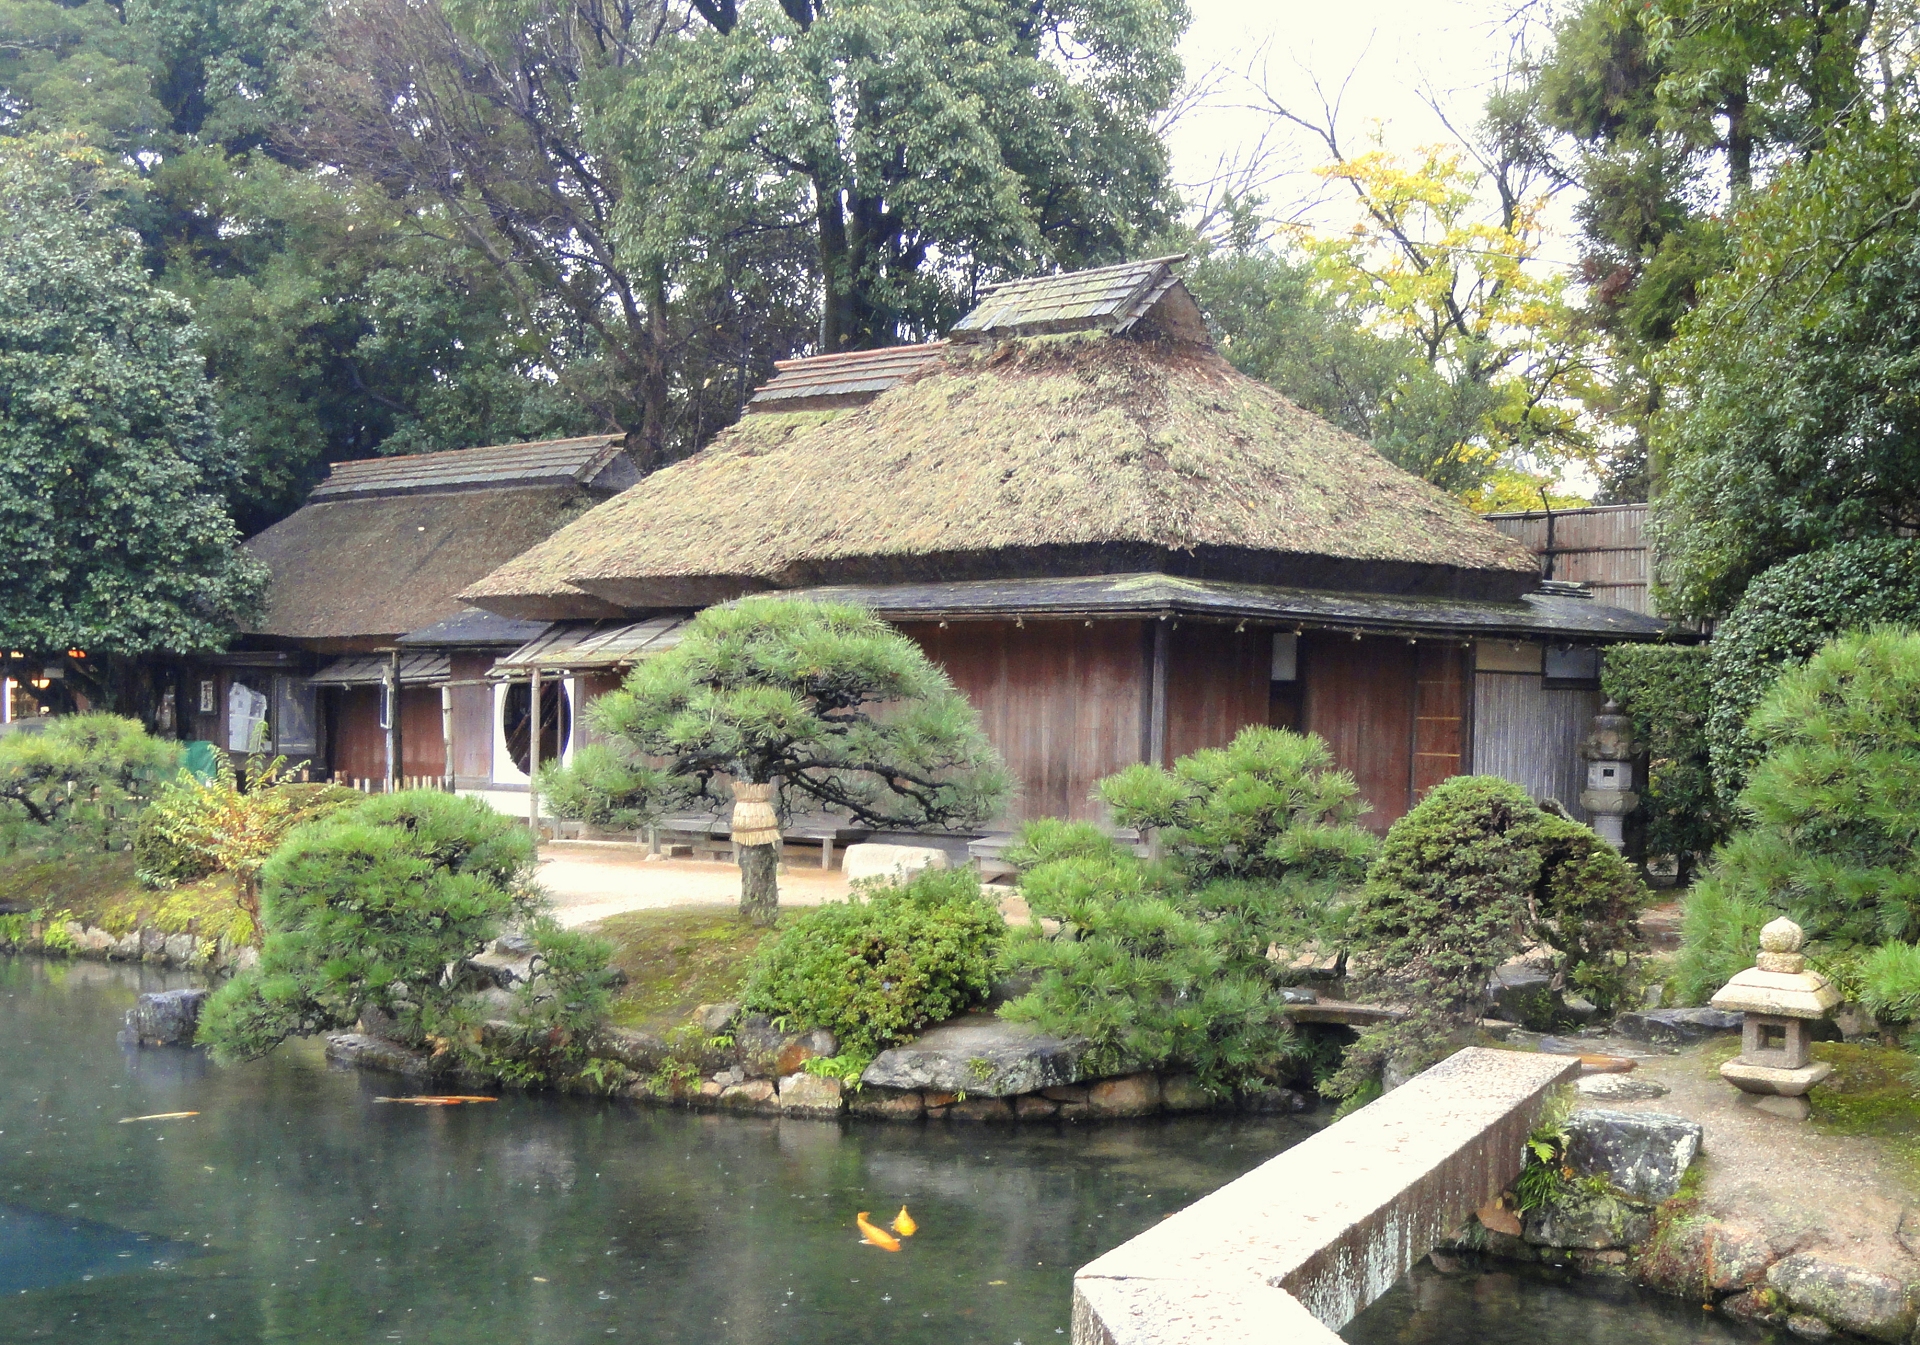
0;958;1776;1344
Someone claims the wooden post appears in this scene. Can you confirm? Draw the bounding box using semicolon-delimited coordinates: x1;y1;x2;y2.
383;651;401;794
1149;617;1169;768
528;666;542;834
440;684;455;793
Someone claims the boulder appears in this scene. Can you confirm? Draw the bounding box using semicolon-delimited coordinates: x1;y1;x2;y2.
1521;1189;1652;1250
1158;1075;1213;1113
1489;962;1558;1028
1786;1315;1838;1340
1088;1073;1161;1118
1237;1087;1310;1114
1612;1007;1743;1045
734;1014;837;1077
594;1027;670;1073
718;1080;778;1112
1012;1094;1060;1119
1635;1219;1777;1297
694;1002;740;1035
942;1097;1014;1122
841;843;949;885
777;1072;844;1118
324;1032;434;1077
124;988;211;1046
1766;1254;1917;1342
1563;1109;1702;1201
848;1090;925;1120
861;1013;1085;1096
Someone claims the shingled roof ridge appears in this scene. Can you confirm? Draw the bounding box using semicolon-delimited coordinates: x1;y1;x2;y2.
971;253;1189;297
311;433;630;501
767;340;947;372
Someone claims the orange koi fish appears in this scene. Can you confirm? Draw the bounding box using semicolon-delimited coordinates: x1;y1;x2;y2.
855;1211;901;1251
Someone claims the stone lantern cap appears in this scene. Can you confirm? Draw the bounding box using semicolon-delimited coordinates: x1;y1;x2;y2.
1709;917;1841;1019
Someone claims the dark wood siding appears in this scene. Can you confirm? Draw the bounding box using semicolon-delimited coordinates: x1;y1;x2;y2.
903;620;1145;824
399;686;443;780
449;653;494;785
1165;623;1272;764
1302;634;1417;829
329;686;384;784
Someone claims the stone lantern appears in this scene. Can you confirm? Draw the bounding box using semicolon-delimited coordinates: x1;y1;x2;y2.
1579;699;1639;850
1711;917;1840;1120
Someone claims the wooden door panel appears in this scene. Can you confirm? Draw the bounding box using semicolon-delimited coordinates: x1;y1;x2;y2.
1301;634;1416;829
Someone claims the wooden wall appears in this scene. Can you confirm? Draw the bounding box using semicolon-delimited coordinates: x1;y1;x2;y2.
1487;504;1651;613
449;654;494;786
903;620;1146;824
1472;673;1599;822
1300;635;1470;830
325;685;446;784
1165;623;1273;764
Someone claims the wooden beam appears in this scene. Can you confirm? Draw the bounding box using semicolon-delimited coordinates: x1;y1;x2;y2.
1149;618;1169;768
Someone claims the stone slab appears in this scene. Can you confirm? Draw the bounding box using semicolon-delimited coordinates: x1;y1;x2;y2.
1563;1109;1702;1202
862;1013;1086;1096
1073;1047;1578;1343
1721;1058;1832;1097
324;1033;434;1077
1613;1007;1744;1045
124;989;210;1046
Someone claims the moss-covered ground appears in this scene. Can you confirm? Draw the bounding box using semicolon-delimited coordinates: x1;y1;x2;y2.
0;845;250;944
1701;1035;1920;1179
595;905;787;1032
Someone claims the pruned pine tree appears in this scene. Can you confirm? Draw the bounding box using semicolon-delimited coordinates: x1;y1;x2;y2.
556;598;1011;925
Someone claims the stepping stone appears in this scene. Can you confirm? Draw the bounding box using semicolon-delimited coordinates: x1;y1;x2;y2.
861;1013;1085;1096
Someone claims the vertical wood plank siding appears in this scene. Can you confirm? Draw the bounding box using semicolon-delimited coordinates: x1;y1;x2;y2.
399;686;445;779
1302;634;1418;830
903;620;1147;824
329;687;385;783
449;653;494;783
1165;623;1274;764
1471;674;1600;821
1487;504;1651;613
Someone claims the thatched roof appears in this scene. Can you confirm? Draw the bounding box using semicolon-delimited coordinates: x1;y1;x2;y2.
464;333;1537;619
949;254;1205;341
248;439;642;642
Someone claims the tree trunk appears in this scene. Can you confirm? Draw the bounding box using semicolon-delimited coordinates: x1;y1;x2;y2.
739;842;780;927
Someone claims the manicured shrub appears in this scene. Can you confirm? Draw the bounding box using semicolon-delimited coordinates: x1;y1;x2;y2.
0;713;182;851
1332;776;1646;1095
1601;643;1731;879
739;865;1003;1061
197;790;540;1062
998;829;1303;1092
535;744;664;833
1704;539;1920;798
1678;628;1920;1010
1097;727;1378;886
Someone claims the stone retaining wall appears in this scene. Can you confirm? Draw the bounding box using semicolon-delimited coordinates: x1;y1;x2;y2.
1;919;256;972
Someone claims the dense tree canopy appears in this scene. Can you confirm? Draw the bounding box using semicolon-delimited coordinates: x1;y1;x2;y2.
0;140;265;656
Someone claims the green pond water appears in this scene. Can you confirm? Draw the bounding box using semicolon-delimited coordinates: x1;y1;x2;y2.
0;957;1778;1344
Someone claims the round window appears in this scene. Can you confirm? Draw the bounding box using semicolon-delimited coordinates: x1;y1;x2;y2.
503;680;570;777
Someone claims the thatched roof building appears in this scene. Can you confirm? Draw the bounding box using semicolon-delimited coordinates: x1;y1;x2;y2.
463;259;1537;620
249;435;638;645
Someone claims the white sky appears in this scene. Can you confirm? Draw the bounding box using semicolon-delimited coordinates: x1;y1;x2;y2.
1167;0;1552;239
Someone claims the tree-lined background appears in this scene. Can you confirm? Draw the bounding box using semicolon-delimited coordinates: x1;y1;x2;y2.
7;0;1920;659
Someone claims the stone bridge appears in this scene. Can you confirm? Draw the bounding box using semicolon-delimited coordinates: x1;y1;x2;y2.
1072;1047;1579;1343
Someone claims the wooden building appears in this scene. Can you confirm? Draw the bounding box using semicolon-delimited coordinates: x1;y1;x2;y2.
175;436;638;788
461;257;1675;837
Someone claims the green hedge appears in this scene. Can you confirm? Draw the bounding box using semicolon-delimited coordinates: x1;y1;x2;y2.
1601;644;1730;878
1705;539;1920;799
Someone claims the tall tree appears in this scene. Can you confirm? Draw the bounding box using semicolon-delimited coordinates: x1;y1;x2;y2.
0;139;265;666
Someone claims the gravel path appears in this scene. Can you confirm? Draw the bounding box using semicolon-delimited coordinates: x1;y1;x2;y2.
533;842;854;927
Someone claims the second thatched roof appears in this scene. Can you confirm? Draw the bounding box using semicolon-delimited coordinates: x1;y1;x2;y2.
463;334;1538;620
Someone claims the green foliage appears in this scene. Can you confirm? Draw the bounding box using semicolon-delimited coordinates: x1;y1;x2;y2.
998;828;1301;1091
1672;880;1776;1006
1653;117;1920;618
134;756;357;889
535;744;673;834
739;866;1003;1058
1679;630;1920;998
0;138;266;656
1860;943;1920;1026
196;790;539;1062
473;917;624;1088
1334;777;1646;1095
1096;726;1377;887
1601;644;1731;875
1703;540;1920;798
0;713;182;849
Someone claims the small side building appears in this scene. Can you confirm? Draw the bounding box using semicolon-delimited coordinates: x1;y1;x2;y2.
174;436;638;787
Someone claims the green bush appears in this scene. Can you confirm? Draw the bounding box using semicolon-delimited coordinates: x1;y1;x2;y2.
1601;644;1732;879
197;790;540;1062
475;916;624;1088
135;757;358;890
998;829;1302;1092
1705;540;1920;799
1096;727;1378;886
1679;627;1920;1010
1333;776;1646;1095
535;744;672;833
739;865;1003;1061
0;714;182;851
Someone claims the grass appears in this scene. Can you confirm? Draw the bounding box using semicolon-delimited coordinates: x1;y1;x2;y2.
593;905;788;1032
0;844;254;945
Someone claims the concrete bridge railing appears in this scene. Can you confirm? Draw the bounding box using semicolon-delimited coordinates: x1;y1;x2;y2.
1072;1046;1580;1344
